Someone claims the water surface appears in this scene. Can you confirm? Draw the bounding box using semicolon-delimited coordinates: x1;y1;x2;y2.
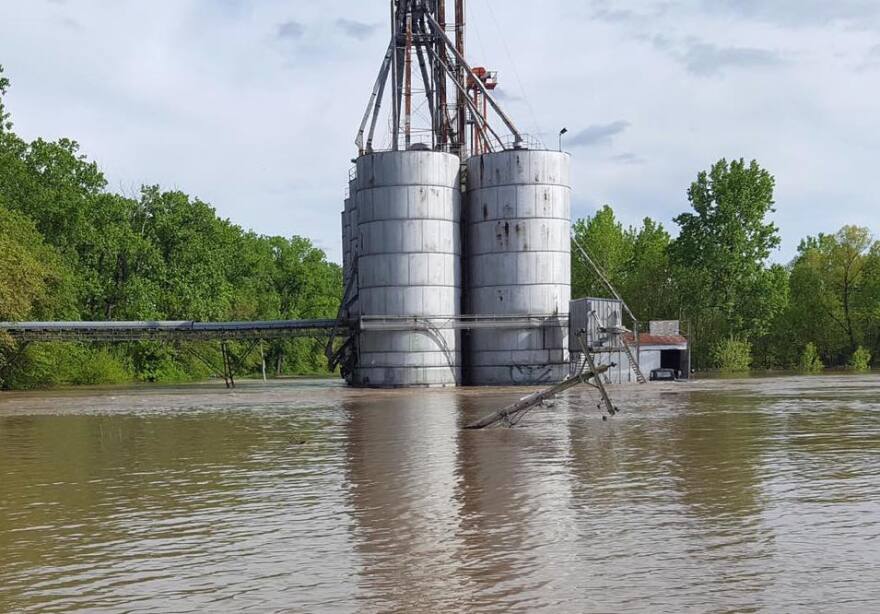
1;375;879;612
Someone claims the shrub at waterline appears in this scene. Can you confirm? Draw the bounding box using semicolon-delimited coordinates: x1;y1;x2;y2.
711;337;753;373
849;346;872;372
798;342;824;373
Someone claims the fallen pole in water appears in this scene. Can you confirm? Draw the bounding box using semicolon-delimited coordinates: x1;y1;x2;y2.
464;363;615;429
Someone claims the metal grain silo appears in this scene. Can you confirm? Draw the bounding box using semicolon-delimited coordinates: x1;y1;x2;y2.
464;149;571;385
351;149;462;387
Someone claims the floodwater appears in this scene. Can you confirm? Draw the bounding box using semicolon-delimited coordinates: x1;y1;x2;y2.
1;375;879;613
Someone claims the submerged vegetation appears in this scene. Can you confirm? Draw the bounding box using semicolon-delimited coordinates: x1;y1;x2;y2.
849;346;872;372
710;338;753;374
798;343;824;374
0;66;341;389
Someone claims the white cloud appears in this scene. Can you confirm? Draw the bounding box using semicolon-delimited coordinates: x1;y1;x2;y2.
277;20;305;40
680;42;783;76
0;0;877;263
335;18;379;41
568;121;630;147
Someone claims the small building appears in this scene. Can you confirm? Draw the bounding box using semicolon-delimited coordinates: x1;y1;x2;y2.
569;298;689;384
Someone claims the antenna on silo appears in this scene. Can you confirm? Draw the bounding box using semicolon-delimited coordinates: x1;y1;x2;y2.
355;0;523;158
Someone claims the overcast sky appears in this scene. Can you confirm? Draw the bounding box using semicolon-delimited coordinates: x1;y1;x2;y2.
1;0;878;263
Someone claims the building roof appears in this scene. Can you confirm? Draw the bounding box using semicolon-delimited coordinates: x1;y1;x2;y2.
625;333;688;347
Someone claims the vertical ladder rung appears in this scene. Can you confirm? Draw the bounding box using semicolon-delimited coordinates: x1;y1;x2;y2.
621;337;647;384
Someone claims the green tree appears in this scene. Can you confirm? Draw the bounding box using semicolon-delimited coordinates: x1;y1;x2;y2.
798;342;824;373
139;187;238;320
266;236;342;374
571;205;633;299
0;205;73;322
0;64;10;132
861;243;880;359
710;337;753;373
571;206;677;326
786;226;878;366
620;217;676;321
0;205;79;389
849;346;872;372
0;67;343;387
670;158;784;367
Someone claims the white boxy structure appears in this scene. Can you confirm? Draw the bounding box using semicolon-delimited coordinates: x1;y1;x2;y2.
568;297;689;384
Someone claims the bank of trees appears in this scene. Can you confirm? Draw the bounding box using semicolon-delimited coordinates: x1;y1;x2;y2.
572;160;879;372
2;62;876;387
0;66;341;388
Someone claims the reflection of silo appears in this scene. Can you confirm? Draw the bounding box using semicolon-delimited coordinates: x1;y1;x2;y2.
464;150;571;385
342;392;469;607
352;150;461;387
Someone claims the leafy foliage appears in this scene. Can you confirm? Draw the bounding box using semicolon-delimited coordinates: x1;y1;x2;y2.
849;346;872;372
0;69;341;388
0;206;73;322
784;227;879;367
571;157;878;373
0;65;10;132
571;206;676;324
710;337;753;373
669;159;784;367
798;343;824;374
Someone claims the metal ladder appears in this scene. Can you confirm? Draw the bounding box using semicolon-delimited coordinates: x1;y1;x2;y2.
325;268;359;374
620;335;648;384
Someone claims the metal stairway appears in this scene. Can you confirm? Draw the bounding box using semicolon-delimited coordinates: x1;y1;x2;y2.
325;269;359;378
587;310;647;385
620;335;647;384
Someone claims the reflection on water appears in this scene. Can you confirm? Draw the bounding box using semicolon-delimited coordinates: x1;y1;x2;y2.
1;375;879;612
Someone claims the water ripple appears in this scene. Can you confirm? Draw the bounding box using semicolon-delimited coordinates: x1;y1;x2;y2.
1;375;879;611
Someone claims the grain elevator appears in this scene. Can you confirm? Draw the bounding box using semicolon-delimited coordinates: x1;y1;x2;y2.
334;0;571;387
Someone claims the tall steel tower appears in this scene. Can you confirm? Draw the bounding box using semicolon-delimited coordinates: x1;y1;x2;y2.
355;0;522;158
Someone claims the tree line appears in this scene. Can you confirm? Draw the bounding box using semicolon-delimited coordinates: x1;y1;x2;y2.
572;159;878;372
1;63;876;388
0;66;342;388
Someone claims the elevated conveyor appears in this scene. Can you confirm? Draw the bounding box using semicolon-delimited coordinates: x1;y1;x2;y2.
0;319;341;343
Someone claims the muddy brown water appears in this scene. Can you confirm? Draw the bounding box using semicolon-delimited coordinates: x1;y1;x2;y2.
1;375;879;612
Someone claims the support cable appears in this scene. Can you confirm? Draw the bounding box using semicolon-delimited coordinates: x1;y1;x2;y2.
424;44;504;150
570;232;639;325
423;11;522;146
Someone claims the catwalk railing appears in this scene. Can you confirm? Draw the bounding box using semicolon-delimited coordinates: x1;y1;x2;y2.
0;315;570;388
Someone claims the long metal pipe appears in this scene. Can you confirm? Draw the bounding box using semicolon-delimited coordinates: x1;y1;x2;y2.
390;1;399;150
412;16;435;139
419;13;454;149
454;0;466;157
366;64;391;152
436;0;449;148
356;39;394;153
414;33;435;130
404;13;413;148
424;44;503;149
